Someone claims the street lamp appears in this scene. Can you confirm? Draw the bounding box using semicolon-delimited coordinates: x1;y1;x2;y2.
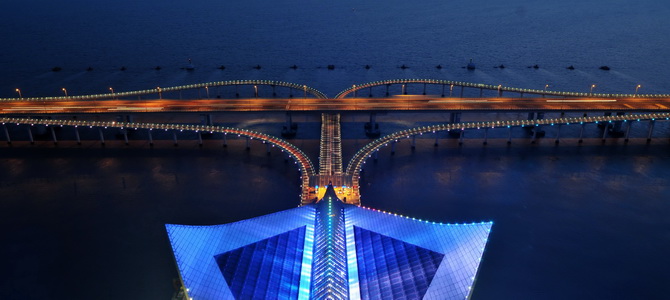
254;85;258;98
15;88;22;98
635;84;641;97
497;84;502;97
303;85;307;98
205;86;210;99
544;84;549;91
352;85;356;98
590;84;596;95
62;88;68;97
449;84;454;97
157;87;162;99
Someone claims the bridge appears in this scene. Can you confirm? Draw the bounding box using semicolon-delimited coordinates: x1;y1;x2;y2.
3;79;670;205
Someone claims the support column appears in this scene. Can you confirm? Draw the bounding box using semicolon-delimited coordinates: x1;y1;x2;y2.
579;123;585;143
458;130;464;145
374;150;378;160
246;137;250;149
385;84;390;96
483;128;488;145
223;133;227;147
531;128;537;144
123;130;129;145
365;112;380;138
173;131;178;146
198;132;203;147
441;85;445;97
148;129;153;146
391;140;396;154
555;125;561;144
51;126;57;144
449;112;461;123
601;124;608;142
27;126;34;144
266;142;271;154
3;125;9;144
282;112;297;138
411;135;416;149
74;127;81;145
647;120;655;142
479;88;483;97
624;121;632;143
422;83;426;95
460;86;464;98
434;131;439;146
99;128;105;145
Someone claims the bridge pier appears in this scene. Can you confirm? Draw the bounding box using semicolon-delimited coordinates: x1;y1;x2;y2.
246;137;250;150
123;130;129;145
449;112;462;123
441;85;445;97
411;135;416;149
27;126;34;144
198;132;203;147
74;127;81;145
173;131;178;146
460;86;464;98
624;121;632;143
148;129;153;146
266;142;271;154
647;120;655;142
272;85;276;97
458;130;464;145
3;124;10;144
99;128;105;145
365;113;380;138
282;112;297;138
483;128;488;145
423;83;427;95
391;140;396;154
555;124;561;144
479;88;483;97
223;133;227;147
374;150;378;160
434;131;439;146
601;124;608;142
50;126;57;145
369;87;372;97
201;114;213;126
579;123;585;143
385;84;390;96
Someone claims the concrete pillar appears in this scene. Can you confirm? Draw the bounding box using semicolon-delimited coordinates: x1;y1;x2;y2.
51;126;57;144
423;83;426;95
369;87;372;97
624;121;632;143
123;130;129;145
74;127;81;145
173;131;178;146
613;112;625;132
99;128;105;145
601;124;608;141
579;123;585;143
391;140;396;154
441;85;445;97
198;132;203;147
374;150;378;160
460;86;464;98
411;135;416;149
458;130;464;145
647;120;655;142
3;125;9;144
223;133;227;147
483;128;488;145
555;125;561;144
531;128;537;144
434;131;439;146
479;88;483;97
27;126;34;144
148;129;153;146
449;112;461;123
385;84;390;96
246;137;250;149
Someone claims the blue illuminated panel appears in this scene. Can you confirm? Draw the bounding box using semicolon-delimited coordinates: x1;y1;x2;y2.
354;226;444;299
215;226;306;299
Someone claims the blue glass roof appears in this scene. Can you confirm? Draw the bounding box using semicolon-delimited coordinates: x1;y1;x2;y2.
215;226;306;299
354;226;444;299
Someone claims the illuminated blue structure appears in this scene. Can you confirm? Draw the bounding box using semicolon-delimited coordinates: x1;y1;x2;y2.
166;186;492;299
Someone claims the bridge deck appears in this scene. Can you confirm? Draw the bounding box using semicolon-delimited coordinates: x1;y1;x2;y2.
2;97;669;114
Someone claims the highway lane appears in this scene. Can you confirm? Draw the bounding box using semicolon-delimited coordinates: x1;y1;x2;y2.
2;96;670;114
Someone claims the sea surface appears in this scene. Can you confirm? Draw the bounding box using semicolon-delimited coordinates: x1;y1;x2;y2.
1;0;670;299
